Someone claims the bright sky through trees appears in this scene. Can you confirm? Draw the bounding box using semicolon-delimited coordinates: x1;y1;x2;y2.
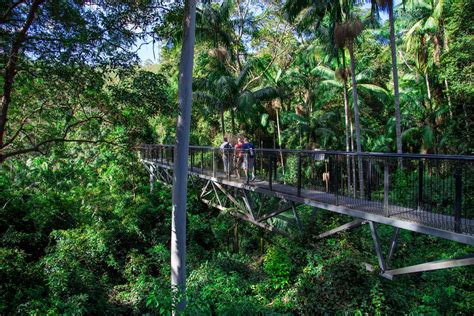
136;0;401;63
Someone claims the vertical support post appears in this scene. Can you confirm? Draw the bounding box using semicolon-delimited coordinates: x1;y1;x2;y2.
454;165;462;233
190;150;194;171
328;155;333;193
268;154;273;191
418;160;423;210
161;146;164;164
212;149;216;178
387;227;400;263
367;159;372;201
297;153;302;197
335;156;339;205
291;202;303;232
171;146;174;164
200;149;203;172
246;152;250;184
149;165;155;193
369;221;387;272
273;153;277;181
384;160;390;217
227;150;231;180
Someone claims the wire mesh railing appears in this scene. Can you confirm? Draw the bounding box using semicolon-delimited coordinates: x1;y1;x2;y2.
138;144;474;235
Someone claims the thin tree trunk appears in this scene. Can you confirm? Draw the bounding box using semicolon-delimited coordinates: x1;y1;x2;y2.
0;0;44;161
462;103;471;144
350;120;357;197
233;223;239;252
171;0;197;311
425;73;432;102
220;106;226;138
388;2;403;154
230;108;236;134
342;51;352;191
348;41;364;197
444;78;453;118
276;108;285;176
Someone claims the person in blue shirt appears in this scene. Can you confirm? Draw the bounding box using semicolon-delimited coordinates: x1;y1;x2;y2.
242;137;256;181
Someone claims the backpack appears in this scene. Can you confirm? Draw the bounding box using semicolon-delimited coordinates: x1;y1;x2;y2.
224;142;233;149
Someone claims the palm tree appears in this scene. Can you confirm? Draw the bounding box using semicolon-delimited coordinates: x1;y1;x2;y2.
283;0;368;194
366;0;403;154
334;19;365;197
404;0;447;108
193;58;279;138
314;61;390;192
171;0;196;310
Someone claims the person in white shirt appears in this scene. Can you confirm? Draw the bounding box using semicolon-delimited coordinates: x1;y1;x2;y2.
220;137;233;175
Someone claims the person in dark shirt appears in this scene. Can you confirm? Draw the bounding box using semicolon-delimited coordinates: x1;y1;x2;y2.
242;137;256;181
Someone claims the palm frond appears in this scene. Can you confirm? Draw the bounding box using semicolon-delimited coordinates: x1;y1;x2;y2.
311;65;335;79
252;87;279;101
193;91;221;109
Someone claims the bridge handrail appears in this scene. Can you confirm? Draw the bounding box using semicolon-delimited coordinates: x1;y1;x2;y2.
137;144;474;161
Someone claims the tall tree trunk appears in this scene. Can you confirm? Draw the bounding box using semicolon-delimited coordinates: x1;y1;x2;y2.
171;0;196;311
276;108;285;175
350;120;357;197
444;78;453;118
0;0;44;162
388;1;403;154
348;41;364;197
220;106;226;138
233;223;239;252
342;51;352;192
230;108;236;134
425;73;432;103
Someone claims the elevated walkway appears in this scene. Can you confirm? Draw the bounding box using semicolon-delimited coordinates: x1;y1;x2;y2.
139;144;474;278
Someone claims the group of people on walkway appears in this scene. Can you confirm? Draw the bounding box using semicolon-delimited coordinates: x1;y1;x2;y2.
220;136;256;181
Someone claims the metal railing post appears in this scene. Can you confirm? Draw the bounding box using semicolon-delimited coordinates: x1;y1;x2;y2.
274;152;278;181
418;160;424;210
212;149;216;178
454;165;462;233
297;153;302;197
200;149;204;171
246;152;250;184
335;155;339;205
268;154;273;191
384;160;390;216
227;150;231;180
367;159;372;201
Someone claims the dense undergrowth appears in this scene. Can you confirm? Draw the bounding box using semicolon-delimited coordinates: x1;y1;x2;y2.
1;146;472;315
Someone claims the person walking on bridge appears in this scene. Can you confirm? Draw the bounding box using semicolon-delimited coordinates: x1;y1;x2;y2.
242;137;256;181
234;137;244;178
220;136;233;176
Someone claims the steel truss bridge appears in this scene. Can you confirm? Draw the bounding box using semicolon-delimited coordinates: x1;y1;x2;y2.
139;144;474;279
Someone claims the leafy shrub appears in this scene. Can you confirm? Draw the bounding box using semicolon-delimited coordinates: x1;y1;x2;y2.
263;246;292;290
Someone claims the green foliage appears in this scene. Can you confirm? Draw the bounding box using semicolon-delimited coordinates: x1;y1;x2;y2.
1;0;473;314
263;247;292;290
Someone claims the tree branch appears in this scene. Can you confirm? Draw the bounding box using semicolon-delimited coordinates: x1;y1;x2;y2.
1;0;45;150
0;0;26;24
2;104;46;149
2;138;123;161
